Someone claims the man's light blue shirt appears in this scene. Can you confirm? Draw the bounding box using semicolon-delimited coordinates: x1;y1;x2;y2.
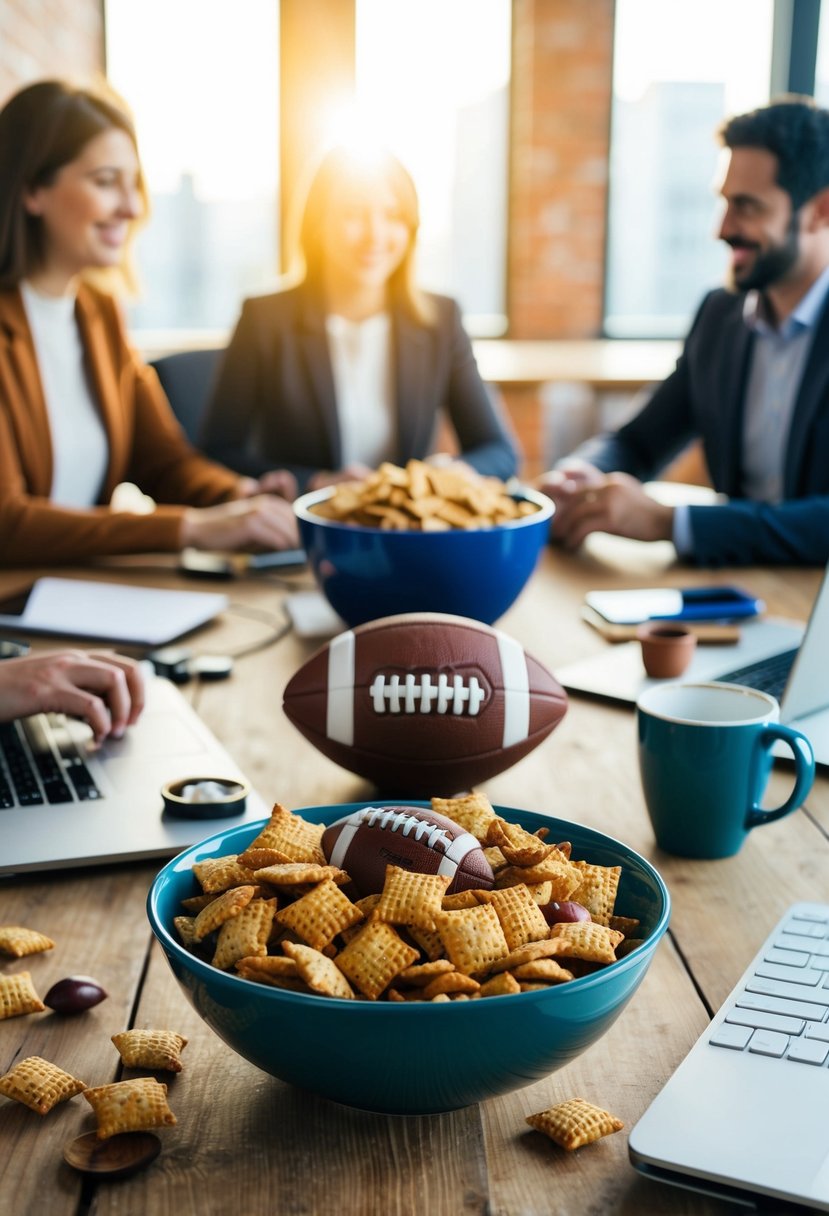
673;265;829;555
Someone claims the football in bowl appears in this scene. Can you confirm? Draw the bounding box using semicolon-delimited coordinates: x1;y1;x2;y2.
282;612;568;795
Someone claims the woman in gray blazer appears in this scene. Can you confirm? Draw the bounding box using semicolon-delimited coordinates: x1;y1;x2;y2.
201;145;520;494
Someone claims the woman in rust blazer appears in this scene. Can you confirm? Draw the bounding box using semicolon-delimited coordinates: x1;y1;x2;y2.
0;79;298;567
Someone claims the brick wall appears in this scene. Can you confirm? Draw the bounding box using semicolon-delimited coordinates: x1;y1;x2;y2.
0;0;103;102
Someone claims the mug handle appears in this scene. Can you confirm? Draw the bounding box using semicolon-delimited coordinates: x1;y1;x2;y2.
746;725;815;830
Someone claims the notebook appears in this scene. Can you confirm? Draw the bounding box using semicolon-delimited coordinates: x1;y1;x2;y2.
0;578;228;647
629;901;829;1211
556;562;829;766
0;671;269;874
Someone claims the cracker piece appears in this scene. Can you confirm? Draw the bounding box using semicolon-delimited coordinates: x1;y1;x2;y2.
83;1077;176;1140
608;915;641;938
192;855;255;894
406;458;431;499
180;891;220;914
334;921;419;1000
282;941;355;1000
483;846;508;873
375;865;451;932
477;885;550;951
173;916;200;948
441;890;482;911
275;878;363;951
526;881;553;906
0;926;55;958
487;939;564;974
253;862;348;887
420;516;451;532
237;846;292;870
212;898;277;970
0;1056;85;1115
430;993;451;1002
192;885;255;941
245;805;326;865
555;840;572;859
570;861;621;926
478;972;522;998
111;1029;188;1073
405;923;445;961
526;1098;624;1151
485;818;553;867
511;959;574;984
434;904;510;976
548;922;624;965
0;971;45;1019
397;959;455;987
422;972;480;999
235;955;308;991
495;854;581;900
430;792;497;841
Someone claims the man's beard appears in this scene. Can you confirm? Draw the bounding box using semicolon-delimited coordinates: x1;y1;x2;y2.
725;211;801;293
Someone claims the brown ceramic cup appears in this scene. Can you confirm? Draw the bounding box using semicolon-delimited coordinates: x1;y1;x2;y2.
636;622;697;679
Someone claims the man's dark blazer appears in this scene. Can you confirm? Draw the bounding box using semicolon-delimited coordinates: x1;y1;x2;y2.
573;288;829;565
201;284;520;491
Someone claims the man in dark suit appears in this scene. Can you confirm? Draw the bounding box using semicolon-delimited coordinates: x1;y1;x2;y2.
539;97;829;565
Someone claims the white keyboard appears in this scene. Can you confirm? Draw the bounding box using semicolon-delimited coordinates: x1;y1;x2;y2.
629;903;829;1211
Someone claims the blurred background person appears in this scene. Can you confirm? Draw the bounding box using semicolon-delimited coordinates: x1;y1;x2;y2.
201;143;520;494
0;78;299;568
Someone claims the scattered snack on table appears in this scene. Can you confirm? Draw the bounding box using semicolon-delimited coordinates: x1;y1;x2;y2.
283;615;568;798
170;799;645;1003
0;1056;86;1115
83;1077;177;1139
0;926;55;958
111;1030;188;1074
43;976;108;1014
308;459;541;531
526;1098;624;1151
0;970;46;1019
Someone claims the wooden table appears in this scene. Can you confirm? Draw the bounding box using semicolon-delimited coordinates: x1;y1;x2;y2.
1;543;826;1215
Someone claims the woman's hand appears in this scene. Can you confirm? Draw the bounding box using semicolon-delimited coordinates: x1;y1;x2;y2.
180;495;300;552
0;650;146;742
235;470;299;501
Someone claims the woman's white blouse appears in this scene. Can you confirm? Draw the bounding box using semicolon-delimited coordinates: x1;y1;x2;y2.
325;311;396;468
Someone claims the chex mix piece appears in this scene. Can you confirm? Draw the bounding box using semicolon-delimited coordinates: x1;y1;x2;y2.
171;797;645;1003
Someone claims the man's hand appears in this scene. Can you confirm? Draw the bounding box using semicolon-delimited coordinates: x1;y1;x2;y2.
0;650;146;742
536;466;675;549
236;470;299;501
181;495;300;552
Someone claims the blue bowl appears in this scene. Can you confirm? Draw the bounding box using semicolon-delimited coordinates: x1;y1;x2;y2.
148;802;670;1115
293;486;553;627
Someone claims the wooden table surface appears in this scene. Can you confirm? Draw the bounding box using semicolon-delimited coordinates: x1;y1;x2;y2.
1;539;826;1216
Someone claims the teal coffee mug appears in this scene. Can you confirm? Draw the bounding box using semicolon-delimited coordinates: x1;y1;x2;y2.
637;682;815;859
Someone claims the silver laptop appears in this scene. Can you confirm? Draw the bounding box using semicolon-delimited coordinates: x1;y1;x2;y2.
0;672;269;874
556;562;829;766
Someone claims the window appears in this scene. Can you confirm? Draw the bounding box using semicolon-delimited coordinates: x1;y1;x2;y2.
105;0;279;334
354;0;511;335
605;0;774;338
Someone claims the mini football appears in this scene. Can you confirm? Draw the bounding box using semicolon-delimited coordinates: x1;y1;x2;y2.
282;612;568;795
322;804;494;896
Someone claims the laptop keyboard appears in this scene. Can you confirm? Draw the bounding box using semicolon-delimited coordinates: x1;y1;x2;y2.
0;715;101;809
708;905;829;1066
715;646;798;701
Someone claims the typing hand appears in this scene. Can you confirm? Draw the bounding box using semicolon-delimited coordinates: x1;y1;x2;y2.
181;495;301;552
0;650;146;742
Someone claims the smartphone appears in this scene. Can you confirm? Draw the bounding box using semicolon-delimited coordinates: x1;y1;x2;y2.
585;585;765;626
178;549;237;579
246;548;306;571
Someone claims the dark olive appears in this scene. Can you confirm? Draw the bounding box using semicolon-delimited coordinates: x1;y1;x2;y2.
541;900;592;927
44;975;107;1014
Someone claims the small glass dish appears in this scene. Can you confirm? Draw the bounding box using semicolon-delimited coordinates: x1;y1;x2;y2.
161;776;250;820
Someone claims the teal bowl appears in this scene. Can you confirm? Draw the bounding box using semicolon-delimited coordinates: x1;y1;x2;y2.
147;802;670;1115
293;486;553;627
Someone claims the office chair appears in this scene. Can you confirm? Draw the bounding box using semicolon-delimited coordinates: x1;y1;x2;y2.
149;348;224;445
